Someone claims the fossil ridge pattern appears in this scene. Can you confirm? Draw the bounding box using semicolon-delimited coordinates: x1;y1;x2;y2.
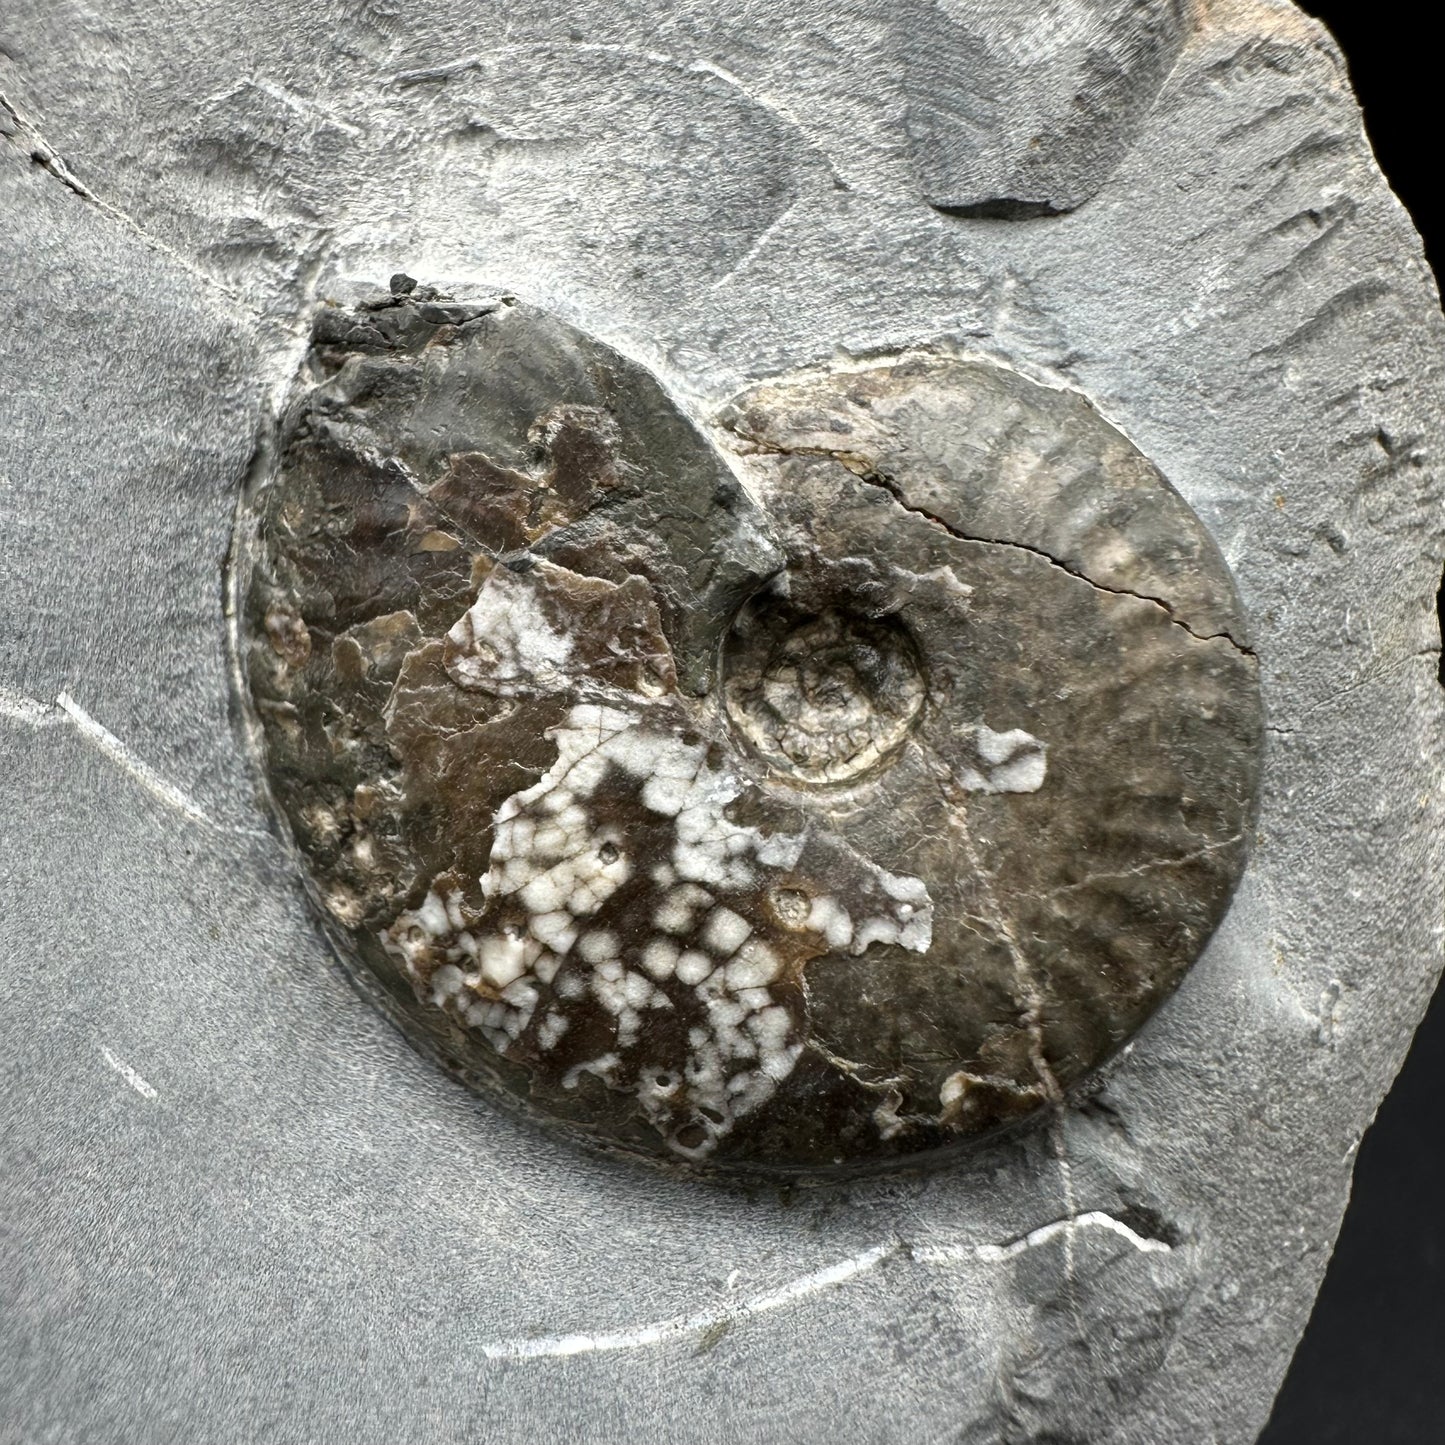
237;293;1263;1175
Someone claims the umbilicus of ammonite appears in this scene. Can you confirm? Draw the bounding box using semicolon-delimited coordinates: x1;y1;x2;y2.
233;286;1262;1177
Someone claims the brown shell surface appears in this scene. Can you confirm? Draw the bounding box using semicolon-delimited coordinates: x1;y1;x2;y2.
236;295;1263;1177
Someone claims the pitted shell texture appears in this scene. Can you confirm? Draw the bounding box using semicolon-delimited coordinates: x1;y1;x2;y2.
235;293;1262;1177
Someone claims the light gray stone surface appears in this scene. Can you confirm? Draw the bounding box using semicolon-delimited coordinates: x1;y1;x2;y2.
1;1;1441;1441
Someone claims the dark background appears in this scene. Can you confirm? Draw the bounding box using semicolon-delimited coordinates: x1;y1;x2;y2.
1257;4;1444;1442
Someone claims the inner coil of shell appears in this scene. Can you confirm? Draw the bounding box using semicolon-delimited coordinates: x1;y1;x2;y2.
721;600;927;785
234;292;1263;1178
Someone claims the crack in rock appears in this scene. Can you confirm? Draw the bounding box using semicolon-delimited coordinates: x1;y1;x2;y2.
0;87;94;198
1;681;263;836
475;1209;1175;1361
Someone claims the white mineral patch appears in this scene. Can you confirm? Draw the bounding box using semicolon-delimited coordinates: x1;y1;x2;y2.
382;698;939;1152
959;725;1049;794
445;564;574;692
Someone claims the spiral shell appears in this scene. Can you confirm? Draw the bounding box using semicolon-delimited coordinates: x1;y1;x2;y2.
236;291;1262;1177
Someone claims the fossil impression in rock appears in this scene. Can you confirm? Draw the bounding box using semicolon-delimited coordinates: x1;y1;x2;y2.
236;292;1263;1175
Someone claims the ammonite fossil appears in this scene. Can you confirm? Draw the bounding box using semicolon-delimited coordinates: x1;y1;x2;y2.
234;287;1263;1177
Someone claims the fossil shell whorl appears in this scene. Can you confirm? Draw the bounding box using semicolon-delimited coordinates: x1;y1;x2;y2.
236;293;1262;1177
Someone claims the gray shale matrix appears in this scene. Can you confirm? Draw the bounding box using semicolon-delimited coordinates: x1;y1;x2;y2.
1;0;1441;1440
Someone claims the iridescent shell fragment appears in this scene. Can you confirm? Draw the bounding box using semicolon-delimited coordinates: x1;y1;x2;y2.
235;292;1263;1176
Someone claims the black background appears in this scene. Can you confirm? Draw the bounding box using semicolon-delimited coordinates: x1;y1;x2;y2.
1256;4;1444;1442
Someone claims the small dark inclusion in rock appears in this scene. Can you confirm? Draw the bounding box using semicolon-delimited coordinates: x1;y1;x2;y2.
235;293;1263;1177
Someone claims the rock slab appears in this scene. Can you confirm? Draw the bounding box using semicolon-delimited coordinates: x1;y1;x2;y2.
1;1;1442;1441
